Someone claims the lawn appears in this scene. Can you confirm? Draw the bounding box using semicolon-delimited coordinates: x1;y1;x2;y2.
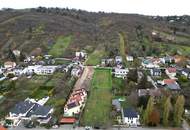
48;36;72;57
81;68;112;127
86;49;107;66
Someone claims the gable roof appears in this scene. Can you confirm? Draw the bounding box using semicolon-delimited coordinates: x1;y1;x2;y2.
10;101;35;115
32;104;52;116
123;108;138;118
166;83;181;90
60;117;76;124
166;67;176;73
164;79;175;84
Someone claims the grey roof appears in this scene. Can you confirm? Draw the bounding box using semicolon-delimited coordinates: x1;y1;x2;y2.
166;83;181;90
67;102;78;109
10;101;35;115
152;68;161;73
182;68;190;73
27;104;52;117
33;105;52;116
123;108;138;118
112;99;121;110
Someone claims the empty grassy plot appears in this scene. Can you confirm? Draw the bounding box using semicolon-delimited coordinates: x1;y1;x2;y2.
86;49;107;66
49;36;72;57
81;68;112;127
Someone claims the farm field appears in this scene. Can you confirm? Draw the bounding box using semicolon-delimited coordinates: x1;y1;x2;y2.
81;68;112;127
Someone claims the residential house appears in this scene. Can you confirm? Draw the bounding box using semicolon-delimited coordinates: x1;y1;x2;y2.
113;68;129;79
115;56;122;64
64;89;87;117
160;56;174;64
181;68;190;79
7;101;35;126
122;108;140;127
4;61;16;70
141;59;159;68
165;67;177;79
29;104;54;124
71;66;83;77
7;98;53;126
23;65;57;75
126;56;134;62
101;58;114;67
112;99;121;112
150;68;162;76
75;51;87;60
163;79;181;90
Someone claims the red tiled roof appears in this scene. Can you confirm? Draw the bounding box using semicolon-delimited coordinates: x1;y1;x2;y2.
164;79;175;84
60;117;76;124
166;67;176;73
0;125;7;130
69;95;82;103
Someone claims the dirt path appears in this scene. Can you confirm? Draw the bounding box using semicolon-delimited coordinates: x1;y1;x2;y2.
73;66;94;91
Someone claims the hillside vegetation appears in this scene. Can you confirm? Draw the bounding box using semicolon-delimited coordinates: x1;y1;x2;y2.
0;8;190;60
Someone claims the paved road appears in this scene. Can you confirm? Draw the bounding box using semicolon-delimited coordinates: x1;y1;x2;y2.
8;125;183;130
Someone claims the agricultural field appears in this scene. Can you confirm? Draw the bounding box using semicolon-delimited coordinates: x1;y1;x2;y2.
81;68;112;127
48;36;72;57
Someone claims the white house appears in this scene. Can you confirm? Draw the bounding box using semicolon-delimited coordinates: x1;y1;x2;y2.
115;56;122;64
113;68;129;79
71;67;83;77
141;59;159;68
165;67;176;79
160;56;174;64
150;68;162;76
181;68;190;79
75;51;87;59
22;65;57;75
4;61;16;69
122;108;140;127
126;56;134;62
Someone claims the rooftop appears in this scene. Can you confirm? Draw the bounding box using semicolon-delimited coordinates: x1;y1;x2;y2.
123;108;138;118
